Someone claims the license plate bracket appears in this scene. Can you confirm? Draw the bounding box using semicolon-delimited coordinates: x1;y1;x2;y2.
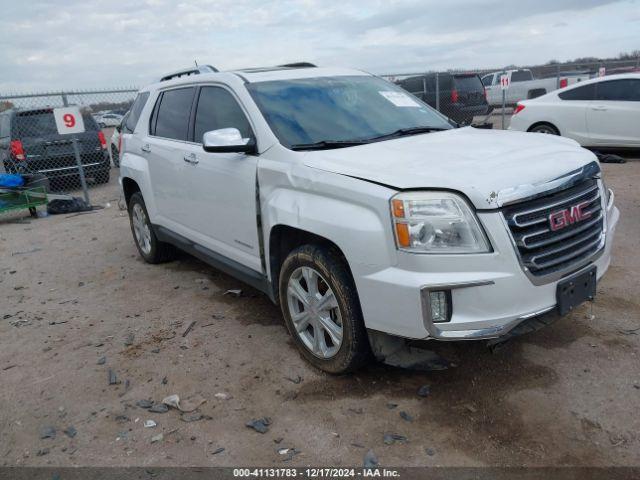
556;266;597;316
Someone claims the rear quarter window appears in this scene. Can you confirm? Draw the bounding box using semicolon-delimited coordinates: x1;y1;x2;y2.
511;70;533;82
124;92;150;133
481;75;493;87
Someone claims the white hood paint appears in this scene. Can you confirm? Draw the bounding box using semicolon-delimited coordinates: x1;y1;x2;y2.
303;127;599;209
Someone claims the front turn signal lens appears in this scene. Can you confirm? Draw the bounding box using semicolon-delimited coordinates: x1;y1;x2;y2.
395;223;410;247
392;199;405;218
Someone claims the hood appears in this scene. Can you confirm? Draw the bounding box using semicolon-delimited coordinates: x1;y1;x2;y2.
302;127;599;209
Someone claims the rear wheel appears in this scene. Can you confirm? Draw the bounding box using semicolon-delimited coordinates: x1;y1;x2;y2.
529;123;559;135
279;244;370;374
128;192;175;264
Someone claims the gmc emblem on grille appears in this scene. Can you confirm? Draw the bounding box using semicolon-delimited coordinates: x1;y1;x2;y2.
548;201;592;231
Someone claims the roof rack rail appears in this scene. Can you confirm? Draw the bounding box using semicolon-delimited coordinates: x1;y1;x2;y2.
160;65;219;82
277;62;317;68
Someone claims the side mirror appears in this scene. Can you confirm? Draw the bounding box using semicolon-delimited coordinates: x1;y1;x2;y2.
202;128;256;154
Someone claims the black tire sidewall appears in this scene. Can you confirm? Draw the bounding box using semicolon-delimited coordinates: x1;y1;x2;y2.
279;245;369;374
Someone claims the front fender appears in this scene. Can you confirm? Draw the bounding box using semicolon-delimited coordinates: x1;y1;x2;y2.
264;187;395;275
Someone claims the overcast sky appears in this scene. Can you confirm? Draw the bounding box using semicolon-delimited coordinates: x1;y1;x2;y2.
0;0;638;93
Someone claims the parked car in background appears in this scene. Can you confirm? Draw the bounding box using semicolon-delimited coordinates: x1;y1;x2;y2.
109;113;128;167
397;72;491;125
119;64;618;373
0;107;111;183
482;69;590;107
96;113;123;128
509;73;640;147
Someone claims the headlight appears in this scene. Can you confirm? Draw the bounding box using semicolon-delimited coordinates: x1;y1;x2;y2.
391;191;491;253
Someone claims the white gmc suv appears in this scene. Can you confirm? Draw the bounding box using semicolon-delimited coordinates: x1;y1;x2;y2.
119;64;619;373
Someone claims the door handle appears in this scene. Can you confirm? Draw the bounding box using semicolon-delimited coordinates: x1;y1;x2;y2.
591;105;607;111
183;153;199;165
141;144;151;153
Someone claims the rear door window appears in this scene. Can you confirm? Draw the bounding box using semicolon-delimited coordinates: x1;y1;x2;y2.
558;83;596;101
511;70;533;82
193;86;252;143
153;87;195;141
124;92;150;133
596;79;640;101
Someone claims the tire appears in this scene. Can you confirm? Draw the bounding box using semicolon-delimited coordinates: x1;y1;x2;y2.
99;122;106;129
128;192;176;264
279;244;370;374
111;145;119;168
529;123;559;135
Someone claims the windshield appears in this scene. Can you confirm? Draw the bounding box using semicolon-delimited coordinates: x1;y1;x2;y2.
247;75;451;149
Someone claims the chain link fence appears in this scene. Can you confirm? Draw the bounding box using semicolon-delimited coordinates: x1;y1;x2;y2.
1;57;638;221
0;88;137;221
383;58;640;130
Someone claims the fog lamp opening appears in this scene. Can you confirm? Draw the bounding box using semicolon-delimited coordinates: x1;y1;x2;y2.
430;290;452;323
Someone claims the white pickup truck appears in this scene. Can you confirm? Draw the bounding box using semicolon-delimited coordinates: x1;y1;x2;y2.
482;69;590;107
119;64;618;373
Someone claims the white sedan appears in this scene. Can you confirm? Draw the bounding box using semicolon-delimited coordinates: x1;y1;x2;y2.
509;73;640;147
97;113;123;128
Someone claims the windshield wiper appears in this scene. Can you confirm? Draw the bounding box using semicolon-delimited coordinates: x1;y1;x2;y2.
290;139;370;151
366;126;447;142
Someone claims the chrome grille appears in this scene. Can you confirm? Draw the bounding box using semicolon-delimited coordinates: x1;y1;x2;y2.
502;178;604;277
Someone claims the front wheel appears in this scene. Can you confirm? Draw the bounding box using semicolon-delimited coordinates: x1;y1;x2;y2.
279;244;370;374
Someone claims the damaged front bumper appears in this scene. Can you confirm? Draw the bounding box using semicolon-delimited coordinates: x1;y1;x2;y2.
356;201;619;342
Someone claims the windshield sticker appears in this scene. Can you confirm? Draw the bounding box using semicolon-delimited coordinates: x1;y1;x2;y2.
379;91;420;107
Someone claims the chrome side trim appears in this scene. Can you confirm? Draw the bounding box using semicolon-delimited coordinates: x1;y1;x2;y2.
38;162;103;173
425;305;557;341
606;188;614;210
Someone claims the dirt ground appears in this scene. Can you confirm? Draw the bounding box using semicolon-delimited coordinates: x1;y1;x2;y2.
1;156;639;468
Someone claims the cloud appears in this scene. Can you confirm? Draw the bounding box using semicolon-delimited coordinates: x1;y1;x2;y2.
0;0;637;93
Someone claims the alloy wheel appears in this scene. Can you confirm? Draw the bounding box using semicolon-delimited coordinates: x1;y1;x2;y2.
286;266;343;359
132;203;152;255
